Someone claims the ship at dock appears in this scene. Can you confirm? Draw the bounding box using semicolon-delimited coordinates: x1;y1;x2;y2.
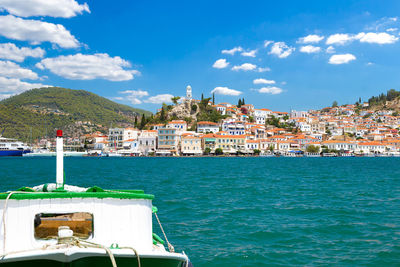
0;136;31;157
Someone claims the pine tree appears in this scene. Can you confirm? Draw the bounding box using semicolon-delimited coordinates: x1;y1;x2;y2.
238;99;242;107
242;98;245;105
140;114;146;129
160;106;166;122
201;93;204;101
134;116;138;127
212;93;215;105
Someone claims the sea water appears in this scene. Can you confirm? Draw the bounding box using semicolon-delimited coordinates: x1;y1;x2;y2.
1;157;399;266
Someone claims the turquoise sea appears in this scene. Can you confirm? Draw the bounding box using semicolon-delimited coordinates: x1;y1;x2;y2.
1;157;400;266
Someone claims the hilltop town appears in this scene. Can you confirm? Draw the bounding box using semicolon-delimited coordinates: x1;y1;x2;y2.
35;86;400;157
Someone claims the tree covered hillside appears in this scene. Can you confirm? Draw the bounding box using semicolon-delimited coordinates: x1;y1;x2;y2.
0;87;151;141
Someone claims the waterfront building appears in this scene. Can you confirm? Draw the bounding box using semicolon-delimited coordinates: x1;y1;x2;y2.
108;127;139;149
138;130;157;156
215;134;245;154
181;134;202;156
156;127;179;155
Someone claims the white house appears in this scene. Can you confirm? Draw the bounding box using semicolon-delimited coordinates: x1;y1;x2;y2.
197;121;219;133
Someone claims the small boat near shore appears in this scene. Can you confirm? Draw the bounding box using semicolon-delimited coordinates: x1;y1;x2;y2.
0;130;191;266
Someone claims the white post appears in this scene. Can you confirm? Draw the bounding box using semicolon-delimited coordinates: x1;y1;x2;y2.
56;130;64;188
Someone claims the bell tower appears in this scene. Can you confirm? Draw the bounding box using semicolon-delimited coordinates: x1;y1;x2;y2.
186;85;192;101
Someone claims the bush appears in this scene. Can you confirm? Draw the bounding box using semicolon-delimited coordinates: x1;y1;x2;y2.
215;148;223;155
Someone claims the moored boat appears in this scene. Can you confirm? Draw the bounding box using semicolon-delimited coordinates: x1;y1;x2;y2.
0;136;31;157
0;130;191;266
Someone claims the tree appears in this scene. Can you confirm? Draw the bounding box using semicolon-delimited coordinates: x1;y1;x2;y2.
139;113;146;129
306;145;320;153
160;106;166;122
212;93;215;105
171;96;181;105
248;116;254;122
204;147;211;155
283;115;289;121
240;107;248;115
359;97;362;103
237;99;242;108
215;148;223;155
268;145;274;152
253;149;261;155
134;116;138;127
201;93;204;101
242;98;245;105
191;104;197;112
332;100;338;107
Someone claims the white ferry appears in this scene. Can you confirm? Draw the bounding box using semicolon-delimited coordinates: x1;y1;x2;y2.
0;136;31;156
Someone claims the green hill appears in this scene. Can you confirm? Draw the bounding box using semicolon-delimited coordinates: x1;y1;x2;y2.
0;87;151;142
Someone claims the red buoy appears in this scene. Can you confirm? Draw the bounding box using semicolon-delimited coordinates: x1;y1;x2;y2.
56;130;63;137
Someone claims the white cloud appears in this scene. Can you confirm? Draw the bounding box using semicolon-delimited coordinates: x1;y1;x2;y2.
0;43;45;62
0;77;48;94
0;93;12;100
211;86;242;96
326;46;335;54
264;40;273;47
0;60;39;79
326;33;356;45
0;15;79;48
212;58;229;69
119;89;149;104
241;49;257;57
297;34;324;44
253;78;275;85
357;32;398;44
366;62;374;66
231;63;257;71
257;67;271;72
221;46;243;55
326;32;398;45
299;45;321;54
328;54;356;64
269;42;295;58
386;28;398;32
258;86;283;95
36;53;140;81
144;94;174;104
0;0;90;18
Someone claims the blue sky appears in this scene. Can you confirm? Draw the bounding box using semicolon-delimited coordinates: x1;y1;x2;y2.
0;0;400;113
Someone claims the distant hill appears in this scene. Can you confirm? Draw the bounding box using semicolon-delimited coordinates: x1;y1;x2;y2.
0;87;151;142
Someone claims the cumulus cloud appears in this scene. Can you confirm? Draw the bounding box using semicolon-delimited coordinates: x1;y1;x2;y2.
269;42;295;58
299;45;321;54
144;94;174;104
326;46;335;54
0;0;90;18
328;54;356;64
118;89;149;104
212;58;229;69
36;53;140;81
231;63;257;71
241;49;257;57
0;77;48;94
258;86;283;94
257;67;271;72
211;86;242;96
357;32;398;44
253;78;275;85
0;15;80;48
0;60;39;80
297;34;324;44
326;33;355;45
0;43;45;62
386;28;398;32
221;46;243;55
326;32;398;45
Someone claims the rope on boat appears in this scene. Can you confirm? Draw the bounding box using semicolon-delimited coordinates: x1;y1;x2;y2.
2;191;33;254
154;212;175;253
